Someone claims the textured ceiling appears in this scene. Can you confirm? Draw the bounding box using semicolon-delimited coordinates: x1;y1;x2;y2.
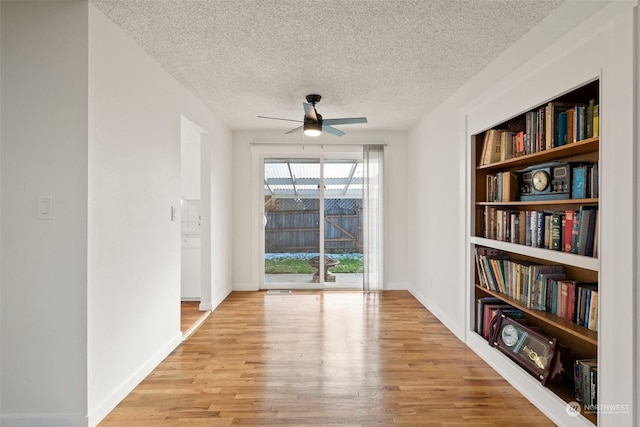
91;0;563;133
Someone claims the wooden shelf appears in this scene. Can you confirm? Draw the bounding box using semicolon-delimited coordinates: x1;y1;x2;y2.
477;137;599;172
477;198;598;207
476;285;598;346
470;237;599;271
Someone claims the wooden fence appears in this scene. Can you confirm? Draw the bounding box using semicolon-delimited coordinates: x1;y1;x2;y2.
265;199;363;253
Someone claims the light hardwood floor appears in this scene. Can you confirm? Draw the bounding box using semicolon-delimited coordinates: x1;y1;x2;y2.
180;301;201;333
100;291;555;426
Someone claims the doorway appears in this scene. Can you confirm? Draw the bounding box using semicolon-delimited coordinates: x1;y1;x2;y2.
262;156;363;289
180;116;209;337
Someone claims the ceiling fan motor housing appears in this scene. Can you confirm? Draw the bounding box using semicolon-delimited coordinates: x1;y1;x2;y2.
305;94;322;105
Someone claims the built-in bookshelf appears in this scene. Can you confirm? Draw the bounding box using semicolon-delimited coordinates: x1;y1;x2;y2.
470;80;600;426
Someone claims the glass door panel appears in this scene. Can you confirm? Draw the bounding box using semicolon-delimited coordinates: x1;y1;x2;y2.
264;159;320;286
323;160;363;289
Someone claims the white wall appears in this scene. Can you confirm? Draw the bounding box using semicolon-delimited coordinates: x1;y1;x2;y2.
636;5;640;424
180;119;202;200
1;1;89;425
407;0;613;339
232;130;409;291
87;4;233;425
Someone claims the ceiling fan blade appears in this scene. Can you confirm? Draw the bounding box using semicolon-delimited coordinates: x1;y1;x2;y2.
257;116;303;123
322;124;345;137
303;103;318;122
285;125;303;134
322;117;368;125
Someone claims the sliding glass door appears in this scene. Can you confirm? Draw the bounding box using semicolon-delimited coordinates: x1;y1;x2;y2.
263;157;363;289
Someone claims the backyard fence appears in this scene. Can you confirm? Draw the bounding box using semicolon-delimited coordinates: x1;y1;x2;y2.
265;198;363;254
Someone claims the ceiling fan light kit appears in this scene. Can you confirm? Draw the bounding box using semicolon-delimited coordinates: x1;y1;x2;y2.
303;120;322;137
258;94;367;137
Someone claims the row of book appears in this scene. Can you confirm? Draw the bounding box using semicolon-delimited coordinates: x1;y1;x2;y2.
484;162;598;202
485;171;518;202
474;247;598;330
539;274;598;330
574;359;598;409
479;99;599;165
476;296;524;340
482;206;599;257
572;162;599;199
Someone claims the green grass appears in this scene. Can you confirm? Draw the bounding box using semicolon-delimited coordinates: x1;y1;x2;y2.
265;258;315;274
264;254;363;274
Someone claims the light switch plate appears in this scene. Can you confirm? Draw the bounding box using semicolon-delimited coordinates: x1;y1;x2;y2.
38;196;53;220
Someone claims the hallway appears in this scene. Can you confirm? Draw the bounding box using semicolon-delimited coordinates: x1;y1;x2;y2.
100;291;554;426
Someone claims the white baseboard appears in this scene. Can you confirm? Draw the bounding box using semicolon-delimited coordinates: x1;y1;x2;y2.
408;286;465;341
0;415;87;427
199;302;213;311
87;332;183;427
384;281;410;290
233;282;258;291
210;289;231;311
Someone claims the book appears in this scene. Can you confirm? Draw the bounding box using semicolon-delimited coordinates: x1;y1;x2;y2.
528;265;564;310
558;280;570;319
546;102;573;147
577;359;598;407
482;303;513;340
500;131;514;161
510;212;519;244
476;247;509;293
535;272;566;312
481;129;503;165
535;211;546;248
574;361;583;402
490;171;518;202
576;283;598;327
575;105;586;141
550;213;561;250
572;165;588;199
515;131;525;156
519;211;526;245
590;366;598;406
590;162;599;198
570;210;581;254
525;211;532;246
566;108;575;144
586;99;595;138
549;279;559;314
564;210;576;253
587;290;598;331
543;214;551;249
576;206;597;256
593;104;599;137
557;111;567;146
593;209;599;258
584;208;598;257
538;106;546;151
476;296;502;334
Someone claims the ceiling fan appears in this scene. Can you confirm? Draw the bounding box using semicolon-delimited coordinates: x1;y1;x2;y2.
258;94;367;137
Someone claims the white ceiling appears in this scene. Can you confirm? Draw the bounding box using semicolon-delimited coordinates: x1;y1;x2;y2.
91;0;563;133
